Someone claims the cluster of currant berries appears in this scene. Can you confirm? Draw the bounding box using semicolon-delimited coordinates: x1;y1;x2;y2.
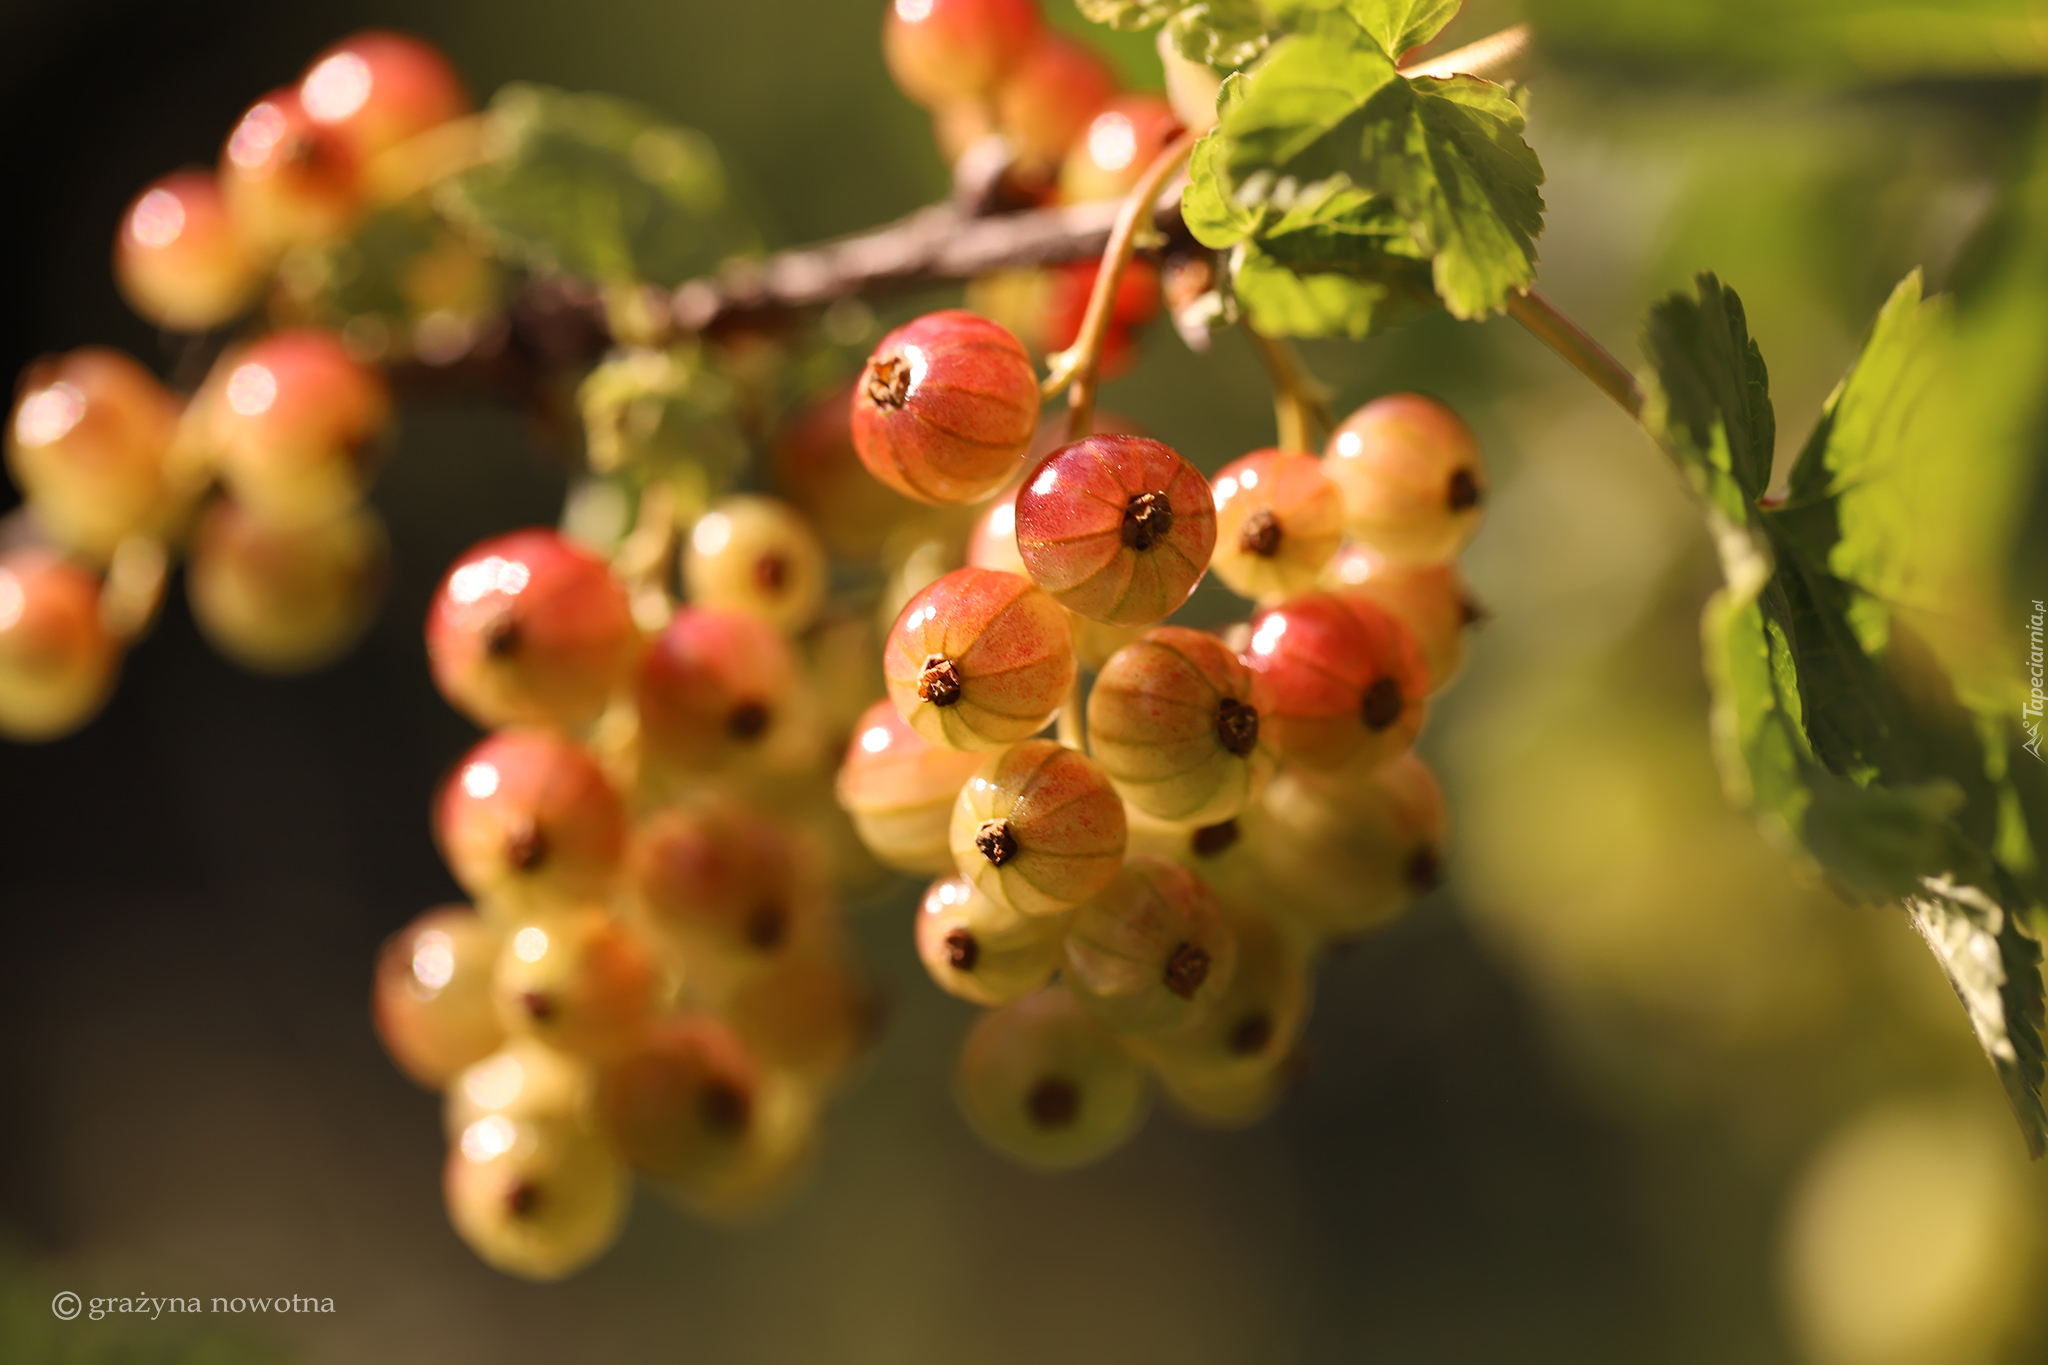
834;299;1485;1167
0;31;474;739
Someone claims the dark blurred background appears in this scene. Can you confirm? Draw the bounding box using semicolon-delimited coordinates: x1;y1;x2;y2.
3;2;2046;1362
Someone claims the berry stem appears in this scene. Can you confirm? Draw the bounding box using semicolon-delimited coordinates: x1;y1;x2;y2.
612;481;679;623
1505;289;1644;419
1243;324;1333;453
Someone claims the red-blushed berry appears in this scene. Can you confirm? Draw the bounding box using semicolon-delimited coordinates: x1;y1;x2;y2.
949;738;1127;917
115;171;262;332
1209;448;1347;602
834;698;987;874
1255;749;1448;943
1062;855;1238;1037
964;484;1142;669
851;310;1041;505
994;32;1119;180
219;88;362;251
663;1070;822;1224
915;874;1066;1006
955;982;1150;1170
883;566;1076;751
1323;393;1487;566
428;528;638;732
189;498;388;675
1322;541;1477;693
625;799;836;977
6;348;179;561
1013;434;1216;626
1241;590;1430;773
882;0;1043;109
1037;258;1161;378
683;495;827;634
1058;95;1183;204
298;31;470;164
444;1100;627;1282
772;383;927;560
492;907;656;1062
637;606;797;774
725;954;875;1093
373;905;505;1089
436;729;627;917
1127;899;1309;1088
208;328;392;526
0;548;121;742
596;1015;760;1183
1088;626;1270;825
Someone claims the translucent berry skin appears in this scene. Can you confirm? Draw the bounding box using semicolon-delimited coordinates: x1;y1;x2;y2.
915;874;1066;1006
114;171;262;331
597;1016;759;1183
851;310;1041;506
683;495;827;635
435;730;627;917
1014;435;1216;626
372;905;506;1089
1323;393;1487;566
1209;449;1346;603
956;983;1149;1170
772;384;925;560
492;908;655;1061
663;1070;820;1224
725;955;873;1091
883;567;1076;751
637;606;797;773
189;499;387;675
444;1109;627;1282
1087;626;1270;826
0;549;120;742
883;0;1042;108
1130;901;1309;1088
949;738;1127;917
210;329;391;526
835;699;985;874
445;1035;593;1138
626;800;833;974
1059;95;1183;204
299;31;470;164
995;33;1119;178
427;528;637;731
219;88;362;251
1241;591;1429;773
1322;542;1474;692
6;348;178;560
1062;856;1238;1037
1122;804;1267;908
1256;750;1448;941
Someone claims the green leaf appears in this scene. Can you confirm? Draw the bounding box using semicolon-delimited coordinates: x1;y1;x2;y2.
1231;240;1437;337
1264;0;1458;54
436;84;754;288
1074;0;1273;67
282;202;503;351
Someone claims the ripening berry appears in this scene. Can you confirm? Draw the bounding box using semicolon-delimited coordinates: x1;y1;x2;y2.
1323;394;1487;566
883;567;1076;751
683;495;827;634
372;905;505;1088
663;1070;820;1223
492;908;655;1061
995;33;1119;179
115;171;263;331
1122;805;1267;913
772;384;927;560
6;348;178;560
725;955;874;1091
1087;626;1270;826
626;799;835;975
1209;449;1346;602
188;498;388;674
882;0;1042;108
436;730;627;917
445;1035;593;1138
851;310;1041;505
1158;1063;1285;1131
1062;856;1237;1037
0;549;120;742
1129;901;1308;1086
1013;434;1216;626
209;329;391;526
637;606;797;774
445;1108;627;1281
1322;541;1477;692
597;1015;760;1183
915;874;1066;1006
966;488;1144;670
949;738;1127;917
299;31;470;164
834;699;985;874
1256;750;1447;941
219;88;362;251
956;983;1149;1170
1241;591;1429;773
1059;95;1183;204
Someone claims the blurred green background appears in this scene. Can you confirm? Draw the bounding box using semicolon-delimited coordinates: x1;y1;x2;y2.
3;0;2048;1362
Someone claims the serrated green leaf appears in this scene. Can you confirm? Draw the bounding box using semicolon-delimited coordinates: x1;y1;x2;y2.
1264;0;1458;54
1074;0;1273;67
1231;239;1436;337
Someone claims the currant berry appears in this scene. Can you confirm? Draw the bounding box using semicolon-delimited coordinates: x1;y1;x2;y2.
1209;449;1346;602
1157;1063;1286;1131
949;738;1127;917
1129;901;1308;1087
834;699;986;874
445;1108;627;1281
188;498;387;675
1087;626;1269;825
883;567;1075;751
851;310;1041;505
626;799;835;975
956;983;1149;1170
683;495;827;634
0;549;120;742
445;1035;593;1138
372;905;505;1088
492;907;655;1061
725;954;874;1091
1241;591;1429;772
663;1070;820;1223
637;606;797;774
1323;393;1487;566
772;384;926;561
299;31;470;164
1256;750;1448;941
435;730;627;917
1122;804;1267;907
1062;856;1237;1037
596;1015;759;1183
882;0;1042;109
915;874;1066;1006
1059;95;1183;204
115;171;262;331
219;88;362;251
1322;541;1477;692
963;488;1142;670
995;32;1119;180
6;348;178;560
209;328;391;526
1013;434;1216;626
